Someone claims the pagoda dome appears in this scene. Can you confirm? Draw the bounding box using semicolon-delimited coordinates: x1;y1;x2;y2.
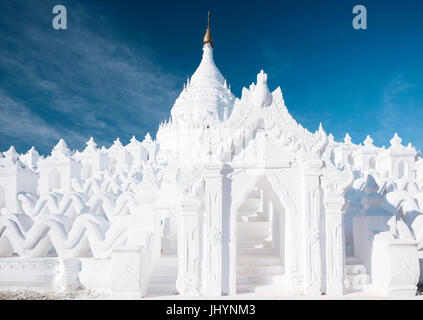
170;13;235;124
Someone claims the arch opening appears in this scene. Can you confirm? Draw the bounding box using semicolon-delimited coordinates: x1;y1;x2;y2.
146;212;179;297
82;163;93;180
369;157;376;170
398;160;408;179
0;185;5;213
48;168;61;191
235;177;287;294
109;158;117;173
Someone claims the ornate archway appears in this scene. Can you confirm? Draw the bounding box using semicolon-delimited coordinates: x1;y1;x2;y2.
228;171;302;295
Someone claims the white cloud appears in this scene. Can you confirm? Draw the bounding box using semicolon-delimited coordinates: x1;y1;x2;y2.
0;90;88;152
0;1;181;153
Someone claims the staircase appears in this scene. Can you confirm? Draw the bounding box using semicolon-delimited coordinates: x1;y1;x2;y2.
147;255;178;296
236;188;286;294
344;256;371;293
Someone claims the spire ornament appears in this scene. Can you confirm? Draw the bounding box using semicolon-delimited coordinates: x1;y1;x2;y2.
203;11;213;48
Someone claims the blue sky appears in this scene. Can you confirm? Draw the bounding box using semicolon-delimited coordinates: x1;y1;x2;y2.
0;0;422;155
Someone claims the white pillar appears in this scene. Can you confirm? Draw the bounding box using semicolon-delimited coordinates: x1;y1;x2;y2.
202;163;224;296
323;195;346;295
302;160;323;295
176;198;201;296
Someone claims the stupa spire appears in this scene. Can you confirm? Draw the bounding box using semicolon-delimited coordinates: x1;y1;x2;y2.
203;11;213;48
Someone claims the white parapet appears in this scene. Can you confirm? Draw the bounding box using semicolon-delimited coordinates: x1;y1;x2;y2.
370;234;420;297
78;258;111;292
0;257;81;293
110;245;149;298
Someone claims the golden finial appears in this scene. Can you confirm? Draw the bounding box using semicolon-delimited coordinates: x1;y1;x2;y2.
203;11;213;48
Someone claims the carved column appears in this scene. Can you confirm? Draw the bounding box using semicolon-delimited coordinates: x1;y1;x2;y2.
323;195;346;295
321;163;354;296
202;163;224;296
302;159;323;295
176;198;201;296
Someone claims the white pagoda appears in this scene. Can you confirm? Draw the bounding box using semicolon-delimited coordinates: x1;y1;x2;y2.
0;13;421;298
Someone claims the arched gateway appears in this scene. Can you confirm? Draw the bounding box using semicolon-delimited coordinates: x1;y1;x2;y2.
153;13;354;297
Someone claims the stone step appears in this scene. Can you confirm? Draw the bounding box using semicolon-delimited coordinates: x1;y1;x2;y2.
238;210;263;217
236;274;276;285
254;274;288;288
346;256;362;265
237;247;274;255
154;265;178;275
147;283;178;295
237;264;284;275
149;274;177;285
248;188;261;199
155;255;178;265
236;284;256;293
237;278;289;295
246;216;268;222
267;274;286;284
346;264;367;275
254;282;290;295
237;234;271;242
237;254;281;265
345;274;371;292
237;240;273;249
237;221;269;235
238;215;267;223
239;198;261;211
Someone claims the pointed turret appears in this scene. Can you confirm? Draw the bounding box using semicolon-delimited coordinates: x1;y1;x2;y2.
20;146;40;170
84;137;97;152
51;139;71;158
344;133;352;145
390;133;402;147
3;146;19;162
130;135;139;145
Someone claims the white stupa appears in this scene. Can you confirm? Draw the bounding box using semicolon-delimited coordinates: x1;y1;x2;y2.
171;12;235;124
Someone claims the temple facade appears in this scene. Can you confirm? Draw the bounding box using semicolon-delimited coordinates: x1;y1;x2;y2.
0;15;422;298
